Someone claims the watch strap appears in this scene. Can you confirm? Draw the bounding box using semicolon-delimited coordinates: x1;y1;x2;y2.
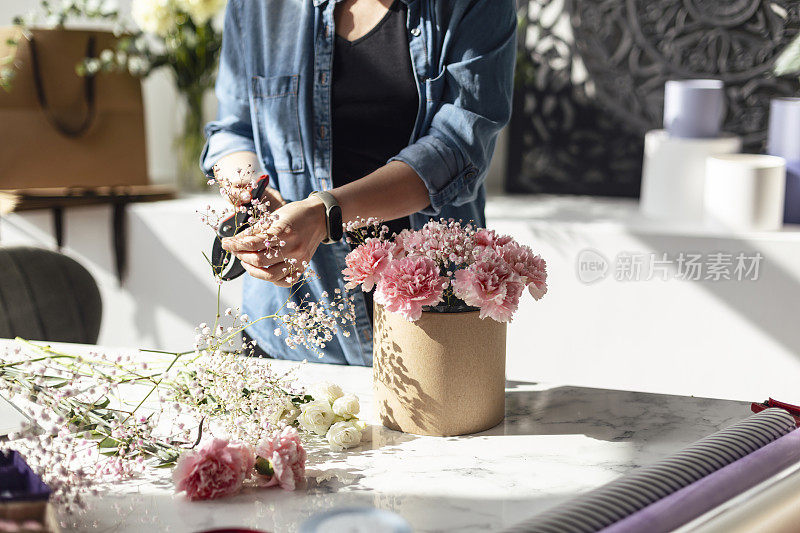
310;190;343;244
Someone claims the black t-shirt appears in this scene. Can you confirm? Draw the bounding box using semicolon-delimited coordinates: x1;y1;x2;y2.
331;0;419;237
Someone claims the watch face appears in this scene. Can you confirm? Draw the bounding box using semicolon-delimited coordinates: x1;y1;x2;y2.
328;204;344;241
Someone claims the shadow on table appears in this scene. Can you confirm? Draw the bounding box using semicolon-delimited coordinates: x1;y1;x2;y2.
472;381;750;452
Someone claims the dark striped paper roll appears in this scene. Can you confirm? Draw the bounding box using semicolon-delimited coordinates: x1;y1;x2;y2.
601;429;800;533
502;408;796;533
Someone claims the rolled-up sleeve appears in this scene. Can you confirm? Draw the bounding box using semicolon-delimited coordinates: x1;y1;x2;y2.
390;0;516;215
200;1;256;175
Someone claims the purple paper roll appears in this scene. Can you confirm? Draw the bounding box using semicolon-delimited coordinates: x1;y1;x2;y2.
600;429;800;533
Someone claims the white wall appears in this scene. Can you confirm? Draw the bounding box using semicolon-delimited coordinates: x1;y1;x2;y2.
1;0;187;185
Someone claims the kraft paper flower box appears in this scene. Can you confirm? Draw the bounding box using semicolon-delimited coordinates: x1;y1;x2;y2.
373;303;507;436
0;450;59;532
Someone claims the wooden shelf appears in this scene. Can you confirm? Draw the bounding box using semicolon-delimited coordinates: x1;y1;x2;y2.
0;185;176;214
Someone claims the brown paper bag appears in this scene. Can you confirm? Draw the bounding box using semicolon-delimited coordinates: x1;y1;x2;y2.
373;304;507;436
0;28;148;189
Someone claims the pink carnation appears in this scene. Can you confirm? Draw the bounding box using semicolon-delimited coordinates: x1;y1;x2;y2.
173;438;255;501
394;228;426;256
453;252;524;322
374;256;447;321
254;426;307;491
342;238;395;292
473;229;513;252
499;242;548;300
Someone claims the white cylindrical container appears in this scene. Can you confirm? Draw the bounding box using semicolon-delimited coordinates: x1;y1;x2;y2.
704;154;786;231
640;130;742;222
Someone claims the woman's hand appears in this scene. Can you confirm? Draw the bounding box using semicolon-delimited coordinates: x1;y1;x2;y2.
221;197;328;287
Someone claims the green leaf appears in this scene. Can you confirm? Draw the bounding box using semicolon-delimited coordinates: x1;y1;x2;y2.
157;449;180;462
775;34;800;77
97;437;118;448
291;394;313;406
254;456;273;477
95;397;111;409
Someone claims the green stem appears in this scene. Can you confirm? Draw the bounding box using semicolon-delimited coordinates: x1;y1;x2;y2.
122;351;185;424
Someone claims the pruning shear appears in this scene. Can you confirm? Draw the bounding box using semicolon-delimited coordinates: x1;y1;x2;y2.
210;174;271;281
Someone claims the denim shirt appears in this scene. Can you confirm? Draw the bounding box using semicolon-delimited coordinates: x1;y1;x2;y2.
202;0;516;365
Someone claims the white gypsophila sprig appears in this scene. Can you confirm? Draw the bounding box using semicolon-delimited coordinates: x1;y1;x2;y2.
343;216;391;246
397;218;478;267
275;289;357;356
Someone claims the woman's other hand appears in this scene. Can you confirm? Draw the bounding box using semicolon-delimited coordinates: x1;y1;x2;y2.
221;196;328;287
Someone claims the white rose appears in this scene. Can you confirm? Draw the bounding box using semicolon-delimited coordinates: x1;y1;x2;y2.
326;420;363;451
175;0;227;25
131;0;178;37
298;400;335;435
331;394;360;419
309;382;344;405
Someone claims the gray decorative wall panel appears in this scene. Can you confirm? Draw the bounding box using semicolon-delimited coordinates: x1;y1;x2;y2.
507;0;800;197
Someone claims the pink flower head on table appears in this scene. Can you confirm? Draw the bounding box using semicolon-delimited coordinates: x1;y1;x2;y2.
374;256;447;321
453;252;525;323
173;438;255;501
254;426;307;491
342;238;395;291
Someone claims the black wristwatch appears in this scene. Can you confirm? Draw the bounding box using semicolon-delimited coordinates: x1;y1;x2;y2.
309;191;343;244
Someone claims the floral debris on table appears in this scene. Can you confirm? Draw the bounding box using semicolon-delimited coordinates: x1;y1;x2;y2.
343;218;548;322
0;330;366;508
0;173;368;508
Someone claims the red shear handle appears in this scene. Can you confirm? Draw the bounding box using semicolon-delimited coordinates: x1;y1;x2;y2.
751;399;800;427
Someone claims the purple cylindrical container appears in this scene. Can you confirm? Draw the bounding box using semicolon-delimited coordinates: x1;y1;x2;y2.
663;79;726;138
0;450;51;502
767;97;800;224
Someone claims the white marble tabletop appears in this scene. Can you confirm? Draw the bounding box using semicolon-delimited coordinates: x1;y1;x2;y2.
0;340;754;533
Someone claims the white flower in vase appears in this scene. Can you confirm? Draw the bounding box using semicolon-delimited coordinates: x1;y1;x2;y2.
175;0;227;25
131;0;178;37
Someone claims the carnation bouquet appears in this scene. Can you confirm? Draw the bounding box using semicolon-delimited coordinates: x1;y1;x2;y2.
343;219;547;323
351;220;549;437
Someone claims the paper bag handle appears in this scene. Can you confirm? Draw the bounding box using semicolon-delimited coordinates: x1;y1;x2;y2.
28;34;97;138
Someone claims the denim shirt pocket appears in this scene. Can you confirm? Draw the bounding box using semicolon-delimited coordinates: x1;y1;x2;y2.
251;74;305;173
425;67;447;103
